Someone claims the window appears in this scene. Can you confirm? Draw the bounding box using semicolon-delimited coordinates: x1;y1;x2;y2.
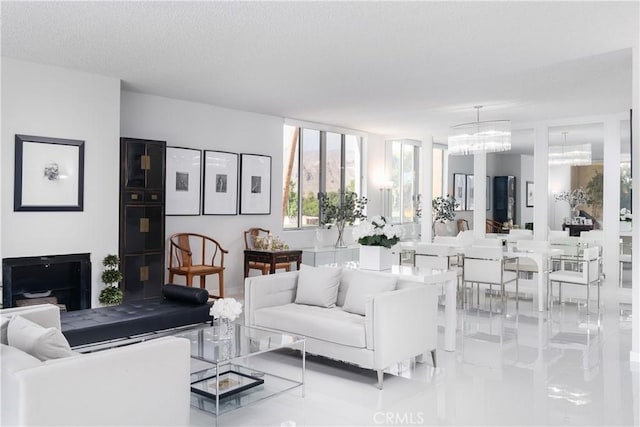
283;125;362;228
387;140;420;224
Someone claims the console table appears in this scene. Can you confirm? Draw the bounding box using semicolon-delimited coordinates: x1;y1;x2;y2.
243;249;302;278
562;223;594;237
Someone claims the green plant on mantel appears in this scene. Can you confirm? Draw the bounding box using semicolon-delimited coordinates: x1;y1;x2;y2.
98;254;123;305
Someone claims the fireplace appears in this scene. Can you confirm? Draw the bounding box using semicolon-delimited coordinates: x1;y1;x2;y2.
2;253;91;311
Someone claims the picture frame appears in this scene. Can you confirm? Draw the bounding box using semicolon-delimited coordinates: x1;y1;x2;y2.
14;134;85;212
526;181;534;207
453;173;466;211
190;370;264;400
466;175;475;211
165;147;202;216
203;150;239;215
240;153;271;215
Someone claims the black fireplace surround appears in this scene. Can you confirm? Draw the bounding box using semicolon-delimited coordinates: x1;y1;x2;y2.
2;253;91;311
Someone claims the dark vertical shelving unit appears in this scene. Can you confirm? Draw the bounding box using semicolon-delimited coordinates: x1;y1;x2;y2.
493;176;516;225
119;137;166;302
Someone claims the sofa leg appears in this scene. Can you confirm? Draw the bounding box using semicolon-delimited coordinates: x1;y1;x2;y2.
430;349;437;368
376;370;384;390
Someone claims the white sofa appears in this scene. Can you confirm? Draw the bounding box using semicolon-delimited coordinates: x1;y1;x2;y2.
244;268;439;388
1;304;191;426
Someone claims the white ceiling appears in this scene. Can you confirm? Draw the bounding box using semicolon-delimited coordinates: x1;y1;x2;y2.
2;1;638;145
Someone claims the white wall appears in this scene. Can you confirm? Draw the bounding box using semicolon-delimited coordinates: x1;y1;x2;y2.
446;154;474;229
1;58;121;307
121;91;286;296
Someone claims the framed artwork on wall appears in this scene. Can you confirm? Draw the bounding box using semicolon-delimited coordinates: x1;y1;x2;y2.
240;153;271;215
466;175;475;211
526;181;534;207
453;173;466;211
14;134;85;212
203;150;239;215
166;146;201;215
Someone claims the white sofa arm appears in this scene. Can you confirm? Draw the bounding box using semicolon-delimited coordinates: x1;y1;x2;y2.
0;304;61;330
12;336;191;426
368;285;438;370
244;271;299;327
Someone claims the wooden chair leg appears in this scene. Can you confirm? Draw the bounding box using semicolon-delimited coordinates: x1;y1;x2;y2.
186;275;193;287
285;265;291;272
218;272;224;298
169;272;175;283
200;275;206;289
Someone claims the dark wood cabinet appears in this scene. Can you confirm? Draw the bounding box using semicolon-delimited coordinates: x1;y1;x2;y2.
493;176;516;225
119;137;166;302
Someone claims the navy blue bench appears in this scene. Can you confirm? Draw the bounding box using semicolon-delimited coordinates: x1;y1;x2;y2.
61;284;211;347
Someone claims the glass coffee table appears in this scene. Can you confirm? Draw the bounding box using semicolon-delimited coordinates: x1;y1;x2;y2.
174;323;305;417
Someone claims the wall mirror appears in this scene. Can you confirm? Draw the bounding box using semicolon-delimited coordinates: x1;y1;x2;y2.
548;123;604;235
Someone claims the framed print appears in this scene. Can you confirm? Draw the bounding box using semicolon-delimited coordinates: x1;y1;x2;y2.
14;134;84;211
191;370;264;400
526;181;534;207
466;175;475;211
240;153;271;215
453;173;466;211
166;147;201;215
203;150;238;215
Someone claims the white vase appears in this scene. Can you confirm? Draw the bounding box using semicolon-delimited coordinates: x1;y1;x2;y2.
359;245;393;271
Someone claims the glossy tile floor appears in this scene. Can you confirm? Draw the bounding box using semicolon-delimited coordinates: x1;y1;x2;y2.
190;285;638;426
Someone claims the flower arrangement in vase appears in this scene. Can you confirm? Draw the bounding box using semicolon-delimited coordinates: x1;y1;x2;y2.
352;216;401;270
431;195;459;237
319;191;367;248
352;215;401;248
554;188;588;218
209;298;243;339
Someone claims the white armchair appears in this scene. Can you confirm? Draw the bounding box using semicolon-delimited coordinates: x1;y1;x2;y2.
1;304;191;426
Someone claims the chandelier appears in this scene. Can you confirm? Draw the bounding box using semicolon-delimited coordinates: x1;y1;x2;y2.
448;106;511;155
548;132;591;166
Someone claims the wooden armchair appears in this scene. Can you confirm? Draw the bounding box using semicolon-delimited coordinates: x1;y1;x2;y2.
456;219;469;233
486;219;503;234
168;233;228;298
243;228;291;275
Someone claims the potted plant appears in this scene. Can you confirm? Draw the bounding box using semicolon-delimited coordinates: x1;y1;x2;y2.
98;254;123;306
432;195;459;237
352;216;401;270
319;191;367;247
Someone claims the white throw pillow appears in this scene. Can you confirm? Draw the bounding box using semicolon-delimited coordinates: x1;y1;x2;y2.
294;264;342;308
7;315;75;361
342;270;398;316
0;317;9;345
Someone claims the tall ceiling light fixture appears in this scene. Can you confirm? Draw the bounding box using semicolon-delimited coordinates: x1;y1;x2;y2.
549;131;591;166
448;106;511;155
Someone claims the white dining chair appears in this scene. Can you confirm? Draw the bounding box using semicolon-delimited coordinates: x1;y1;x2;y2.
462;246;519;310
505;240;551;277
548;246;601;312
473;238;504;248
548;229;569;240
